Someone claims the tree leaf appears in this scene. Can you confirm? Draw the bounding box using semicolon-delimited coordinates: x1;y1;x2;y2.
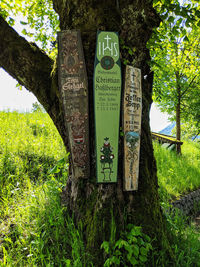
132;244;140;258
139;255;148;263
168;16;175;23
20;21;28;25
101;241;110;254
140;246;148;256
183;36;189;42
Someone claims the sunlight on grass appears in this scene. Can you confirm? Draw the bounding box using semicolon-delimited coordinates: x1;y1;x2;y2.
154;141;200;200
0;111;89;266
0;111;200;266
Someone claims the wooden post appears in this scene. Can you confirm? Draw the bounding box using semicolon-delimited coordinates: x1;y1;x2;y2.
57;30;90;179
123;66;142;191
94;31;122;183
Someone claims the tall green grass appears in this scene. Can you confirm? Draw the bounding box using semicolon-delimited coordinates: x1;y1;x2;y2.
0;111;200;266
151;203;200;266
0;111;65;199
0;111;91;266
154;141;200;200
153;141;200;266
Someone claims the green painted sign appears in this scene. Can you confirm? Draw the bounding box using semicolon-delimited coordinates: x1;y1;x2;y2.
94;31;121;183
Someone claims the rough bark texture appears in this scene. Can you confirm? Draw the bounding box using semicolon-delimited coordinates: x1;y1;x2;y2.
0;1;172;265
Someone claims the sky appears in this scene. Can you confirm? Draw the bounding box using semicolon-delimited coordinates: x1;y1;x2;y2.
0;68;170;132
0;68;38;112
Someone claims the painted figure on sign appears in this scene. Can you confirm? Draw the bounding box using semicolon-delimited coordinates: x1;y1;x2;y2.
126;132;139;162
100;137;114;181
125;131;140;189
66;111;88;167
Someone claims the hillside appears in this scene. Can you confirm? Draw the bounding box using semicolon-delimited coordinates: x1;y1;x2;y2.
159;122;176;136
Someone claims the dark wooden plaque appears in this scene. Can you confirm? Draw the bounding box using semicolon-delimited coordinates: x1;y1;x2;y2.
57;30;90;179
94;31;122;183
123;65;142;191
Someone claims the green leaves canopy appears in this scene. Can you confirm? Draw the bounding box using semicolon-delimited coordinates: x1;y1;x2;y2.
0;0;59;56
149;0;200;123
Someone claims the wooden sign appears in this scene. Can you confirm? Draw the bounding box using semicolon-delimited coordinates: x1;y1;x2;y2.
123;65;142;191
57;30;90;179
94;31;121;183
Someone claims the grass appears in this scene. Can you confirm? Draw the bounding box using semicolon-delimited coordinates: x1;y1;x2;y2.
151;204;200;266
0;176;88;266
153;141;200;266
0;110;200;266
0;111;90;266
153;141;200;200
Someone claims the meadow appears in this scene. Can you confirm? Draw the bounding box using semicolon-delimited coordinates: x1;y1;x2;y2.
154;141;200;200
0;111;200;266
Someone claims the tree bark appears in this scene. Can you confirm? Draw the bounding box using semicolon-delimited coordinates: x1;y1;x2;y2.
176;71;181;154
0;1;172;265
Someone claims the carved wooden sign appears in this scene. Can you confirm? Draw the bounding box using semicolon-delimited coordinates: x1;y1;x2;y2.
123;65;142;191
94;31;121;183
57;30;90;179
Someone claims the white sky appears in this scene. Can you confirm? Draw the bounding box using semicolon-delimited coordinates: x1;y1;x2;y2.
0;68;170;132
150;103;170;132
0;68;38;112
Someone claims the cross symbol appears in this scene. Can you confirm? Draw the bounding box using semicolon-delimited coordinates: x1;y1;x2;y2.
131;72;136;79
104;35;111;47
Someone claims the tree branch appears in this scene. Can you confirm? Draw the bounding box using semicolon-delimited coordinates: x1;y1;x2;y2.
0;15;69;150
0;14;54;101
180;75;197;98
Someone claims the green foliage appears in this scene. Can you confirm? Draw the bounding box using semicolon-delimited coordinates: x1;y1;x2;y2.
152;200;200;266
0;174;88;266
0;0;59;57
0;111;199;266
120;38;136;65
181;121;200;140
31;102;45;113
149;0;200;138
150;25;200;117
154;141;200;200
153;141;200;266
0;111;66;199
152;0;200;38
0;111;93;266
101;225;152;266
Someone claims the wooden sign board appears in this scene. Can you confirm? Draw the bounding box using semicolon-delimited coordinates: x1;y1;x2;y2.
123;65;142;191
94;31;121;183
57;30;90;179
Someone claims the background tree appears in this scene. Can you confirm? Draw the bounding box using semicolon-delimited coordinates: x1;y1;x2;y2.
181;85;200;140
149;0;200;153
0;0;199;264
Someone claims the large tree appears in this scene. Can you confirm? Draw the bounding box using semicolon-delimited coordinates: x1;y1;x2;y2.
0;0;178;264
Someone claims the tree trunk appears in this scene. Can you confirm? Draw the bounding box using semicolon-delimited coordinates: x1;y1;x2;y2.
0;1;172;265
176;71;181;154
54;0;171;264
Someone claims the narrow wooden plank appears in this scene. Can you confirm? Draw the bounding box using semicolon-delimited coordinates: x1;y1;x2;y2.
57;30;90;179
123;66;142;191
151;132;183;145
94;31;121;183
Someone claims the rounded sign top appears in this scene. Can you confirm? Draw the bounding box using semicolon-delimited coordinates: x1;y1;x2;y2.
96;31;120;62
